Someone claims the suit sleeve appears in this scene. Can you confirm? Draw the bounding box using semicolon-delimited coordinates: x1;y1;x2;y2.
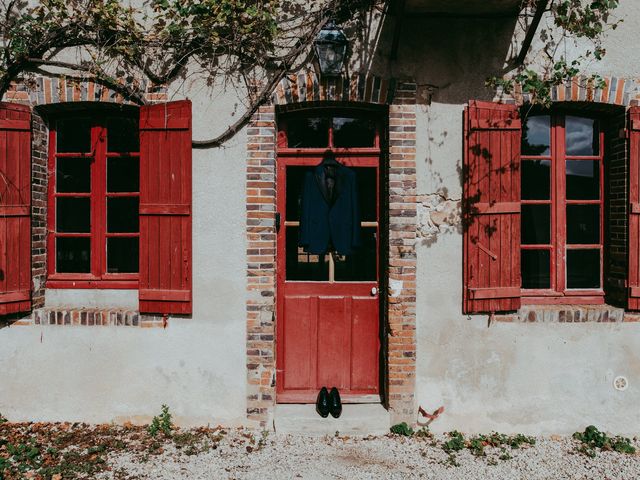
351;171;362;249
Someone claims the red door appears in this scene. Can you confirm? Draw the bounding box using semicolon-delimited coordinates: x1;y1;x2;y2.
276;111;382;403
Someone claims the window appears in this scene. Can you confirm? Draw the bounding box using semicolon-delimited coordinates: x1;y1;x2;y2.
521;114;604;299
48;112;140;287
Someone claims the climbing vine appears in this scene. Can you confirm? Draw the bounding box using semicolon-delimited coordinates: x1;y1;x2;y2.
488;0;622;106
0;0;383;145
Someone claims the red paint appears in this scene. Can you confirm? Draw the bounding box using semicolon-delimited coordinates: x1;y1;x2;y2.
521;114;604;302
463;101;522;314
276;112;382;403
47;112;140;288
0;102;31;315
629;107;640;310
139;101;192;315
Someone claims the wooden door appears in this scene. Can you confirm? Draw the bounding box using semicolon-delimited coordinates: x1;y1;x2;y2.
276;111;382;403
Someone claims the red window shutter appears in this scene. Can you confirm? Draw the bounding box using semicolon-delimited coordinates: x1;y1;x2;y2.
628;106;640;309
463;100;521;314
0;102;31;315
139;101;192;314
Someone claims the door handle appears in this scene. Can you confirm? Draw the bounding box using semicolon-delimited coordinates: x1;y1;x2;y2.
371;287;377;296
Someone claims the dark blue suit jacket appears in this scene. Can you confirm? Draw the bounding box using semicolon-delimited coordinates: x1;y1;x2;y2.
299;164;361;255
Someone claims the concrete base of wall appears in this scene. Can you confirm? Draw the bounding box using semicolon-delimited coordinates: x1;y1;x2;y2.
274;404;391;436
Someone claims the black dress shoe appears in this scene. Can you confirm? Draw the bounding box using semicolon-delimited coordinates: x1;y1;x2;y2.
316;387;330;418
329;387;342;418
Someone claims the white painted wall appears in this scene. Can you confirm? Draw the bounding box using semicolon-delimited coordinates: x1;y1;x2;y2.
3;2;640;433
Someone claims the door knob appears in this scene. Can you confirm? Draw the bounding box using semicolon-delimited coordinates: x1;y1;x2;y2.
371;287;377;296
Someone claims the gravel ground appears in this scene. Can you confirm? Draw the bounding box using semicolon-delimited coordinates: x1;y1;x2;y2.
99;429;640;480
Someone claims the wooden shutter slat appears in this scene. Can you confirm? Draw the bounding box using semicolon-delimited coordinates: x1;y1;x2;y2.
463;100;521;314
628;106;640;308
0;102;31;316
139;100;192;315
468;287;520;300
473;202;520;214
139;204;190;215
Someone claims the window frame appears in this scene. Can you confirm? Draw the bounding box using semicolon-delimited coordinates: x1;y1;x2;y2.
46;112;140;289
521;113;605;305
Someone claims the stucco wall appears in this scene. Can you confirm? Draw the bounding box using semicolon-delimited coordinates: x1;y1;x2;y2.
0;83;249;426
3;2;640;434
395;4;640;435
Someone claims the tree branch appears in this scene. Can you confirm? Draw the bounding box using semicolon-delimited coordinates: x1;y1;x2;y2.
192;11;330;149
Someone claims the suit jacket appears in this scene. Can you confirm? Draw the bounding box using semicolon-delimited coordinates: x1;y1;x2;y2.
299;163;361;255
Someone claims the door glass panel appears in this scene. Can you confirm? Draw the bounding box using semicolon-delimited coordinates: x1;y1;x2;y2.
108;157;140;192
107;117;139;153
521;249;550;289
521;204;550;244
567;249;600;288
566;205;599;244
286;117;329;148
521;160;551;200
333;117;376;148
107;197;139;233
107;237;139;273
286;166;307;221
56;237;90;273
356;168;377;222
57;118;91;153
566;116;599;156
286;227;329;281
56;197;90;233
56;157;91;193
566;160;599;200
334;227;377;281
522;115;550;156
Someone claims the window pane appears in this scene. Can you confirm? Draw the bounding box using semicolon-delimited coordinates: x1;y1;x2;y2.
521;160;551;200
567;249;600;288
567;205;599;244
107;197;139;233
522;115;550;156
566;160;599;200
57;118;91;153
56;158;91;193
521;249;550;289
285;166;307;221
356;167;377;222
108;157;140;193
286;227;329;281
566;116;599;156
286;117;329;148
56;197;90;233
335;228;377;281
333;117;376;148
107;117;139;153
107;237;139;273
56;237;90;273
521;204;550;244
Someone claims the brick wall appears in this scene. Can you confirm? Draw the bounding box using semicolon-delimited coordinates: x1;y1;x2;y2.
387;84;417;423
244;72;418;427
31;111;48;310
245;106;277;426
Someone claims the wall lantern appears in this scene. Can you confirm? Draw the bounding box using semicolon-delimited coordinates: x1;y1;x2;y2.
314;21;348;77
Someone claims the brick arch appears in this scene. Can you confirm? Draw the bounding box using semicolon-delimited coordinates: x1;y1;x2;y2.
510;76;640;107
271;69;399;106
3;75;166;105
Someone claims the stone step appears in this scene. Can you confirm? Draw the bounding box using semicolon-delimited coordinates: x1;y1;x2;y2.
274;403;390;436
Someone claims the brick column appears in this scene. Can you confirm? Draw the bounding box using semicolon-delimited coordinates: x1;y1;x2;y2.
387;83;417;424
245;106;277;427
31;112;48;310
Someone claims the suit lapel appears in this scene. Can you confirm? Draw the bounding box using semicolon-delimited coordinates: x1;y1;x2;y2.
314;165;331;204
